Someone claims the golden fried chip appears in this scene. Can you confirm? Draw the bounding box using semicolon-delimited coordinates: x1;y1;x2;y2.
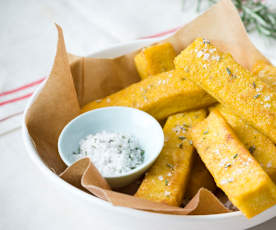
211;104;276;183
81;70;215;120
175;38;276;143
135;42;176;79
191;110;276;218
135;110;206;206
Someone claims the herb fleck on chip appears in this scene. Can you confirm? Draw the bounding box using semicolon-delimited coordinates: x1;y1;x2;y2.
249;146;256;154
167;163;174;170
178;136;186;140
252;82;256;88
233;153;238;159
254;94;261;99
224;163;232;168
183;123;190;128
179;143;183;149
203;39;210;44
165;179;169;186
203;130;209;135
226;67;232;76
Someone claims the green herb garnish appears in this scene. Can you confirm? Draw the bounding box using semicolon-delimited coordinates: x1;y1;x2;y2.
165;179;169;186
226;67;232;76
179;143;183;149
179;136;186;140
249;145;256;154
224;163;232;168
195;0;276;39
203;39;210;44
233;153;238;159
141;149;145;159
183;124;190;128
73;147;81;155
254;94;261;99
167;163;174;170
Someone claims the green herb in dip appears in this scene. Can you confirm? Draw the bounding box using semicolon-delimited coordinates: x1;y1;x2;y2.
72;131;145;177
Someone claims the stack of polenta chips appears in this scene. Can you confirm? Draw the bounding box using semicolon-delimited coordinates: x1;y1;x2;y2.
81;39;276;218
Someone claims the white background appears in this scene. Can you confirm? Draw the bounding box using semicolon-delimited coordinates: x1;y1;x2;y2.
1;0;276;229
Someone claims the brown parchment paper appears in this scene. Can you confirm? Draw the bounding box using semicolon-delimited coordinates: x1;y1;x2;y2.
60;158;229;215
25;0;267;215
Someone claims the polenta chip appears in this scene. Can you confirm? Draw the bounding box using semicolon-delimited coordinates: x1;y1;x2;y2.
135;42;176;79
175;38;276;143
81;70;215;120
191;110;276;218
135;110;206;206
212;104;276;183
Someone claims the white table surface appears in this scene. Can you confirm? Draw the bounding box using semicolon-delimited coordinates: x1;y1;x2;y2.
1;0;276;229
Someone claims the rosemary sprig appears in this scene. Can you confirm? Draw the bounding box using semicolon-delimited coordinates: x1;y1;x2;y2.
196;0;276;39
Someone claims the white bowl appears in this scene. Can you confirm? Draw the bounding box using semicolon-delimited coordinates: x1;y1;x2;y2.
22;37;276;230
58;106;164;188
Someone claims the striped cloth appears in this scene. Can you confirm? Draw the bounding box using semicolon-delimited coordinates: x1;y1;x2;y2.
0;78;45;134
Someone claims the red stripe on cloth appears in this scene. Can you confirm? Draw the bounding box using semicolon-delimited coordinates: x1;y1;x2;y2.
140;26;180;39
0;111;23;122
0;77;45;97
0;92;33;106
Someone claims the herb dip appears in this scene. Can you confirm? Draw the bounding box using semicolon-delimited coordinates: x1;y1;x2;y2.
72;131;145;177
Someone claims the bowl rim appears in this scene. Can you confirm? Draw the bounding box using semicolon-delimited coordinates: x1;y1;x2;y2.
57;106;164;178
22;36;245;219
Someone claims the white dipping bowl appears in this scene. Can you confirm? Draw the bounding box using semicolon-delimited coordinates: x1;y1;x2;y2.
23;37;276;230
58;106;164;188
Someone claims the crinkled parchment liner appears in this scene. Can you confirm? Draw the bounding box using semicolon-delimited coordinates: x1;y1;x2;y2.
25;0;267;215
